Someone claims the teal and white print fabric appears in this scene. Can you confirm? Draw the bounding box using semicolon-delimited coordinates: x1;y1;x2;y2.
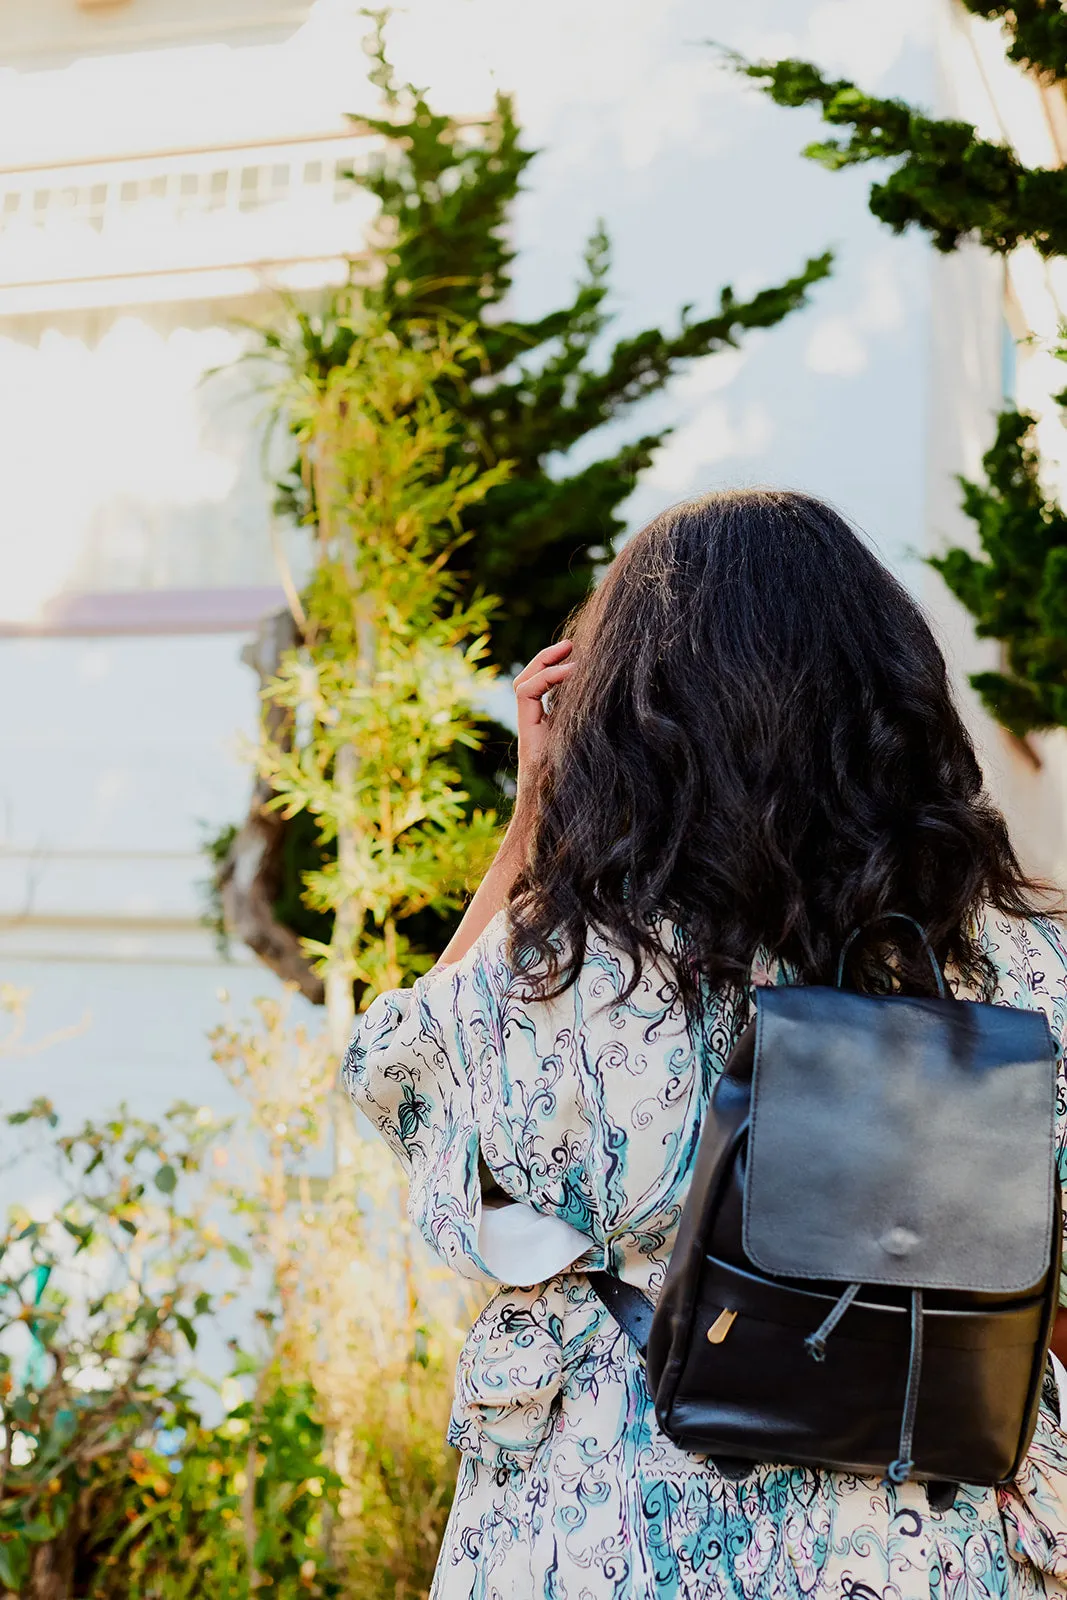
343;909;1067;1599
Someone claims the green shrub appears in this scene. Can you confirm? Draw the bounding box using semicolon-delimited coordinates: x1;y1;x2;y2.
91;1376;342;1600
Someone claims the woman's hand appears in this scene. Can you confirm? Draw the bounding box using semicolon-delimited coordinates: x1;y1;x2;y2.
512;639;574;811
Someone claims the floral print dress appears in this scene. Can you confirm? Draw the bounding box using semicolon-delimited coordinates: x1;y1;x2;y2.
343;908;1067;1599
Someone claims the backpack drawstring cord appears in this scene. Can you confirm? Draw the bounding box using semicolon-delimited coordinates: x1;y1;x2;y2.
805;1283;925;1487
886;1289;924;1487
804;1281;862;1362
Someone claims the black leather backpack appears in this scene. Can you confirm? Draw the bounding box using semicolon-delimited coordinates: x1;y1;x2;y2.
590;917;1061;1504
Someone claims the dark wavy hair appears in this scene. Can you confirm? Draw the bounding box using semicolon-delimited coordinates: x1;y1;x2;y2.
508;489;1050;1007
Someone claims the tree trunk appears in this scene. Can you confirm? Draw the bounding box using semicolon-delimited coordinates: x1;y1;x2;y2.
29;1511;78;1600
216;609;325;1005
323;582;377;1054
324;738;360;1058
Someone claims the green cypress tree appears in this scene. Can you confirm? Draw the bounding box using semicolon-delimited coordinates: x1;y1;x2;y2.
932;409;1067;734
218;19;832;992
738;7;1067;735
276;16;832;673
960;2;1067;79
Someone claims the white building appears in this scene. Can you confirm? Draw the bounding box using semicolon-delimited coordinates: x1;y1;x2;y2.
925;1;1067;887
0;0;1063;1134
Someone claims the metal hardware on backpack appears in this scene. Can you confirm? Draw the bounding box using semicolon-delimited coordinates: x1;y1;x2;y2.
589;915;1061;1507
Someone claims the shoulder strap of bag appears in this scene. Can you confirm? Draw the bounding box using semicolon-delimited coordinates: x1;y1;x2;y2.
836;912;946;995
587;1270;653;1358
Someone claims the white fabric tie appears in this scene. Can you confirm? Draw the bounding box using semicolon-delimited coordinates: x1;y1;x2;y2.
477;1200;592;1286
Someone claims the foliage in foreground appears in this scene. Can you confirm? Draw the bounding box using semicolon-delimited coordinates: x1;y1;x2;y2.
0;991;468;1598
211;994;468;1599
740;6;1067;736
92;1378;343;1600
0;1099;226;1598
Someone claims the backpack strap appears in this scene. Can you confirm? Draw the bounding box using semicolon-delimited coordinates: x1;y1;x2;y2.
587;1271;654;1359
836;913;946;996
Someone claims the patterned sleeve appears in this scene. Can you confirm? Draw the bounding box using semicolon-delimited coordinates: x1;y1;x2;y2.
342;912;595;1288
341;934;496;1282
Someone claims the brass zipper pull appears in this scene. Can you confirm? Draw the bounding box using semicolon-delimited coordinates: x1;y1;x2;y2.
706;1308;737;1344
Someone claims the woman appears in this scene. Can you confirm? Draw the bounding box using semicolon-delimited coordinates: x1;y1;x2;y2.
344;489;1067;1599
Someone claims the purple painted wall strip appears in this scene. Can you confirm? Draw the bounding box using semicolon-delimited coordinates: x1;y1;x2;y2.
0;586;289;637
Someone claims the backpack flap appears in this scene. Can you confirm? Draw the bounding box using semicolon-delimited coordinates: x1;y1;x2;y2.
743;987;1057;1293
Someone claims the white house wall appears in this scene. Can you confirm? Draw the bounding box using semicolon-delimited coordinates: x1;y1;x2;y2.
922;0;1067;887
